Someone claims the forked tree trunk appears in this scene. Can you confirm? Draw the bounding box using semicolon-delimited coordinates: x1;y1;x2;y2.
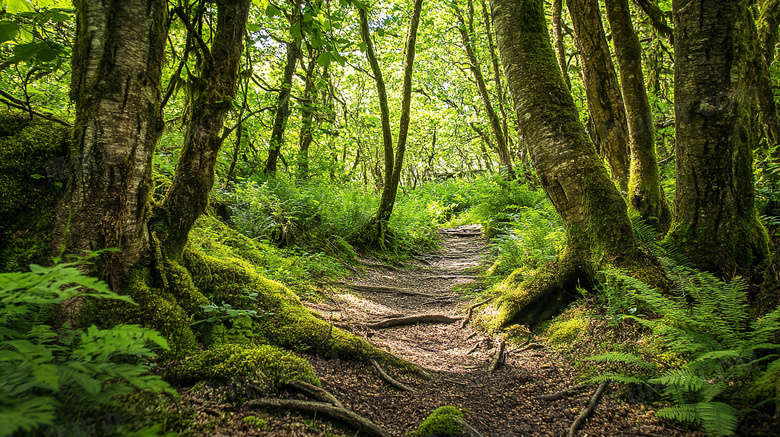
57;0;167;287
566;0;630;191
359;0;423;229
669;0;770;274
490;0;659;327
159;0;251;258
604;0;671;231
358;7;393;194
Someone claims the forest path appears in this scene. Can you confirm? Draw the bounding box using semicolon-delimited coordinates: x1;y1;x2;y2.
301;225;693;437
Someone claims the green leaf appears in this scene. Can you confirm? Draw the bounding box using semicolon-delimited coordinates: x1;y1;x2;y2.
316;52;332;68
6;0;34;14
0;20;20;44
266;4;281;17
246;23;262;32
11;41;39;60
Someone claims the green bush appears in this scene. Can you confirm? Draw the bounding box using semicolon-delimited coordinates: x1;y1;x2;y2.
0;258;176;437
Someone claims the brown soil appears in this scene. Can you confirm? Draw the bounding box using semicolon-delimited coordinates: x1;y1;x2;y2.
180;225;707;436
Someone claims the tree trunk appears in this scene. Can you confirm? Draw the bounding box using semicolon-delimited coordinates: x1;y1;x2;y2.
551;0;571;89
751;4;780;147
566;0;630;192
158;0;250;258
297;51;319;181
359;7;394;195
454;4;516;180
490;0;659;327
57;0;167;287
265;10;302;176
668;0;770;275
604;0;671;231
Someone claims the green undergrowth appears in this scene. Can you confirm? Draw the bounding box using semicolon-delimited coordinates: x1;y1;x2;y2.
407;406;467;437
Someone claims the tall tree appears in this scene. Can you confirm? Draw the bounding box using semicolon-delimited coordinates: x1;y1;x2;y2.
55;0;168;286
359;0;424;231
159;0;251;258
668;0;770;274
265;1;303;175
489;0;660;327
604;0;671;231
453;1;516;179
566;0;630;191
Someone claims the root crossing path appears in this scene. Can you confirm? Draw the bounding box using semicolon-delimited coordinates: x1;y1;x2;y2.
303;225;696;437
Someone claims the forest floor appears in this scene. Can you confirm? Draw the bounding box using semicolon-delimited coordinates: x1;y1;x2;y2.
182;225;705;436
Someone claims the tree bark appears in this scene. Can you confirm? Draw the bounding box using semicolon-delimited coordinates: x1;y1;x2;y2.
604;0;671;231
752;3;780;147
669;0;770;274
490;0;658;327
158;0;250;258
265;6;302;175
57;0;167;287
566;0;630;191
631;0;673;43
454;4;516;180
480;0;512;153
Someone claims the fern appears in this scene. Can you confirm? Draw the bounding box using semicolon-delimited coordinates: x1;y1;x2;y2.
590;259;780;435
583;352;657;370
0;259;176;437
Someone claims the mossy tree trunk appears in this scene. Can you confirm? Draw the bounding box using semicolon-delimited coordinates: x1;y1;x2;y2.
57;0;167;287
359;0;423;235
754;0;780;147
566;0;630;192
668;0;770;275
358;6;393;195
489;0;663;327
454;2;516;180
604;0;671;231
265;1;302;176
159;0;251;258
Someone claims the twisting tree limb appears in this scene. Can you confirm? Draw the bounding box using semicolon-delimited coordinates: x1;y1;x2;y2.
460;298;494;328
283;381;344;408
366;314;463;329
488;339;505;372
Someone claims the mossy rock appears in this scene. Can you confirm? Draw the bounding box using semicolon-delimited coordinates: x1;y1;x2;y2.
166;343;320;388
407;406;467;437
0;113;68;272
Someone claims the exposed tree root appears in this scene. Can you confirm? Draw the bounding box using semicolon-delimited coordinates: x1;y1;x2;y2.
370;358;415;392
455;417;485;437
366;314;463;329
534;383;591;401
567;381;608;437
350;284;436;297
460;298;494;328
243;398;390;437
488;339;506;372
283;380;344;408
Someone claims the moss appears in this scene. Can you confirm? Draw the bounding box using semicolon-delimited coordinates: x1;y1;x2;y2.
0;113;69;272
546;307;590;347
167;343;320;388
407;406;465;437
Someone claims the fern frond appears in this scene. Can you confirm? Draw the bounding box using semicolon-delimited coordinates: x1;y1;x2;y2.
586;372;647;385
584;352;657;370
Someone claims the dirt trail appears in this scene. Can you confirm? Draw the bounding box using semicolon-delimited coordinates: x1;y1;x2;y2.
299;225;696;437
